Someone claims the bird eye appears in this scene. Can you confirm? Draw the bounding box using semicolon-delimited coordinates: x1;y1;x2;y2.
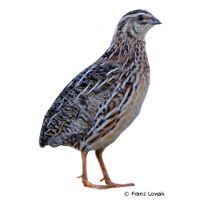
138;14;144;21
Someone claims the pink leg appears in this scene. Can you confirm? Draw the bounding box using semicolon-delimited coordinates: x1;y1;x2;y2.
95;149;135;188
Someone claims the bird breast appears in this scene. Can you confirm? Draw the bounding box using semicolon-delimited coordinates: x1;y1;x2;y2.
85;69;150;151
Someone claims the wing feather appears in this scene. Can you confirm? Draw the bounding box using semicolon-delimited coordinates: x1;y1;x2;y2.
39;62;121;148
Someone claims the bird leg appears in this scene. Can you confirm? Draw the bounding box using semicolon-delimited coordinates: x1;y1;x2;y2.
95;148;135;188
80;151;111;189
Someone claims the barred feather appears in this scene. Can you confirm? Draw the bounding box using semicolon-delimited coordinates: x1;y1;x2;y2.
39;9;160;151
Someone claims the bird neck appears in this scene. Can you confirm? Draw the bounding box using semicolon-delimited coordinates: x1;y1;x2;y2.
99;35;146;64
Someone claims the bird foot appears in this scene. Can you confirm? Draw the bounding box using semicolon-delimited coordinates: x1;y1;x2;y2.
100;178;135;188
81;178;134;189
82;179;111;189
106;181;135;188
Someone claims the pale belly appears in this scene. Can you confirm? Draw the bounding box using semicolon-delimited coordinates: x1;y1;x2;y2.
86;75;150;151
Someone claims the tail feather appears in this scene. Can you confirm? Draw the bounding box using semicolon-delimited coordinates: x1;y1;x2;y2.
39;137;46;147
39;127;59;148
39;125;48;147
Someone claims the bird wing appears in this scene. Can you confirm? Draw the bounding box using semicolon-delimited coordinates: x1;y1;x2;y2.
39;61;130;148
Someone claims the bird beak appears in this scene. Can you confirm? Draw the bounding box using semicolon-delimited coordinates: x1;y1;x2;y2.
149;16;161;25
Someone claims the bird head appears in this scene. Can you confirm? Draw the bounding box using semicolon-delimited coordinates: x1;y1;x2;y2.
116;10;161;41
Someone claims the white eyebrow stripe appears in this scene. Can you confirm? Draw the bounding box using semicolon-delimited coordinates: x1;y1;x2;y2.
121;13;151;21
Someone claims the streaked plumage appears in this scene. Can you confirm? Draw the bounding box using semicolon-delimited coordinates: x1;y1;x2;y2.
39;9;161;189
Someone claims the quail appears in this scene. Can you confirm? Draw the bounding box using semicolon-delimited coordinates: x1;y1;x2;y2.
39;9;161;189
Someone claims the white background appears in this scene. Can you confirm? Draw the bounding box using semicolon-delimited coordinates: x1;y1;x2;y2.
0;0;199;199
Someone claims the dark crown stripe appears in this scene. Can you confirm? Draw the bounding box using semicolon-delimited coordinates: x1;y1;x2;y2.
123;9;149;17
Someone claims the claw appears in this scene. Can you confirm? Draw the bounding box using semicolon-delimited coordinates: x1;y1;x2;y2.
100;178;105;182
82;178;134;189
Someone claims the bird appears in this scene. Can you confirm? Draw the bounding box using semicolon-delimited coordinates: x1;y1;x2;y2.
39;9;161;189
